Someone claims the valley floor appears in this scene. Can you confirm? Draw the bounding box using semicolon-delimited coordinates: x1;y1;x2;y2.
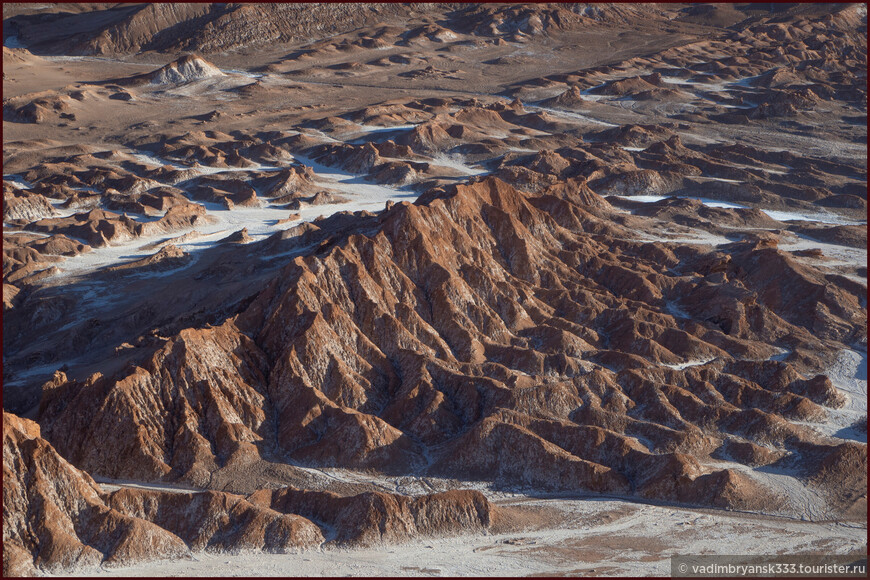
62;495;866;577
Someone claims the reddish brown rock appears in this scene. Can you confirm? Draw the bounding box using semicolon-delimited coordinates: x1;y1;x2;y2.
249;487;498;546
3;412;189;576
105;489;324;553
34;177;863;520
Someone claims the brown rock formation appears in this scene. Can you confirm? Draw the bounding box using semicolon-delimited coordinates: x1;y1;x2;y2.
4;410;505;574
3;412;188;576
3;185;57;222
35;178;863;518
105;488;324;553
249;487;498;546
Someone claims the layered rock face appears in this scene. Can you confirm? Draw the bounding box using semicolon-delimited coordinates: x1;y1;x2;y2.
247;488;497;546
36;177;865;519
4;410;502;574
5;3;661;56
3;412;187;576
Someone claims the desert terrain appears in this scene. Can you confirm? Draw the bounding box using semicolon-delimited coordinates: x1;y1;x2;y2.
2;2;867;577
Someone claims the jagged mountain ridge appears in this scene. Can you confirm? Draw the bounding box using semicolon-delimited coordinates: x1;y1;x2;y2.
7;3;590;56
35;176;865;519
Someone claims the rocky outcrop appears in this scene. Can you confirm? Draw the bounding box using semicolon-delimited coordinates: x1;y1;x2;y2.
3;185;57;222
22;203;213;249
249;488;498;546
3;95;76;124
107;244;190;273
3;233;91;290
3;412;188;576
4;410;504;575
544;85;585;108
35;178;864;519
588;74;686;100
104;488;324;553
149;55;225;85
